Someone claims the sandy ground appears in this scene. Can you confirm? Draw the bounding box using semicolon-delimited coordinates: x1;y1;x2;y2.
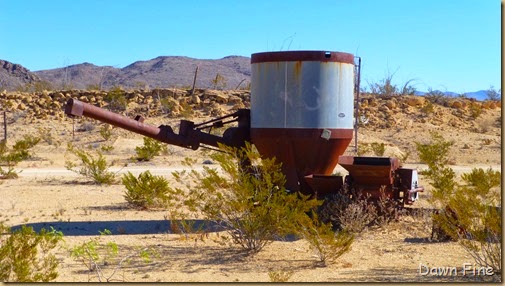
0;105;501;282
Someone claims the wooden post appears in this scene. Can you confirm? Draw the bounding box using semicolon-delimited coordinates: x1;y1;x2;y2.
190;65;199;95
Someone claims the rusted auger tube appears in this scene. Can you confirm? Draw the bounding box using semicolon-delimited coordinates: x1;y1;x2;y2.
64;98;250;150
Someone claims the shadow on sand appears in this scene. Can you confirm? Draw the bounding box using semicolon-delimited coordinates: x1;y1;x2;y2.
10;219;222;236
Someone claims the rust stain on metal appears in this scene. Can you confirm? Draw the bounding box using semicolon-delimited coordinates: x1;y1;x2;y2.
294;61;302;79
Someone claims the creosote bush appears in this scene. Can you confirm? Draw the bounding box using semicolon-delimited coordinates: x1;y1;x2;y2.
134;137;168;161
99;124;113;141
70;229;154;282
0;224;63;282
104;86;127;112
171;143;353;259
122;171;177;209
299;211;354;266
416;133;501;275
65;143;117;185
0;136;41;179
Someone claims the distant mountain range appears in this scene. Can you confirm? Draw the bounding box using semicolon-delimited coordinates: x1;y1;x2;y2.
0;56;251;91
0;57;498;101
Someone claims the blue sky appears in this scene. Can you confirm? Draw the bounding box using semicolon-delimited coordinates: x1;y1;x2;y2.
0;0;501;93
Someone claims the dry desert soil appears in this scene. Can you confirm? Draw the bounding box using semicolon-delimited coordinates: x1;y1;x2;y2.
0;89;501;282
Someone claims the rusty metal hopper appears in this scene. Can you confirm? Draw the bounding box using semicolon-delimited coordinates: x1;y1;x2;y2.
338;156;400;199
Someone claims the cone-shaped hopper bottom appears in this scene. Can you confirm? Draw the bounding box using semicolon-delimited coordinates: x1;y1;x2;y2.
251;128;353;193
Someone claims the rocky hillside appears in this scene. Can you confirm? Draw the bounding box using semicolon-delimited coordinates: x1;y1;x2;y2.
0;60;41;90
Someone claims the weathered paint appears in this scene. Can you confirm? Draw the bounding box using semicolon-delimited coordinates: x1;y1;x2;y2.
249;51;356;192
251;54;355;129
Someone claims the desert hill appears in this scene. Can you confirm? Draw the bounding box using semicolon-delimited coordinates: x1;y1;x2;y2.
0;60;41;90
33;56;251;90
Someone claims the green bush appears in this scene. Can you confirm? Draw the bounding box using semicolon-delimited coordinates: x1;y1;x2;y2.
469;102;483;119
134;137;167;161
122;171;176;209
65;144;117;185
370;142;386;156
0;136;40;179
99;124;113;141
104;86;127;112
416;133;501;275
172;143;353;259
299;212;354;266
70;229;154;282
0;224;63;282
0;135;41;166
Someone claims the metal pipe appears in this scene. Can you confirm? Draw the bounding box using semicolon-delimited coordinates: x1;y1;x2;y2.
65;98;187;147
64;98;246;150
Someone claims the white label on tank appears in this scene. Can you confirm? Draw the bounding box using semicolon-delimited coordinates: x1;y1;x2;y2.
321;129;331;140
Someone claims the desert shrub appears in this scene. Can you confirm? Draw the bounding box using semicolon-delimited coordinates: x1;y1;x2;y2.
485;86;501;101
357;143;370;156
37;127;60;146
122;171;177;209
318;185;377;234
0;135;41;164
469;103;483;119
15;81;53;93
0;136;40;179
366;70;416;97
415;131;454;167
104;86;127;112
99;124;113;141
420;101;435;115
211;73;227;90
416;133;501;275
0;166;19;179
476;117;495;133
299;212;354;266
70;229;154;282
65;144;117;185
424;88;450;105
268;269;294;282
370;142;385;156
134;137;168;162
86;83;102;91
179;101;194;118
375;187;403;226
0;224;63;282
100;145;114;153
172;143;322;254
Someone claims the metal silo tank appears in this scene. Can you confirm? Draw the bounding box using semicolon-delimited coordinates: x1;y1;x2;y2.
250;50;355;192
